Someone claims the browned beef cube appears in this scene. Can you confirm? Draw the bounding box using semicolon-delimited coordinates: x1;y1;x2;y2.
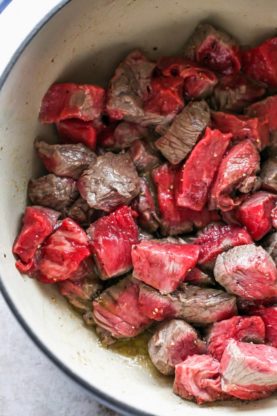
66;197;95;227
128;139;160;174
261;157;277;193
263;232;277;265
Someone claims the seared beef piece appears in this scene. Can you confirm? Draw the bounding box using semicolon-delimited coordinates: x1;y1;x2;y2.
128;139;160;174
98;122;147;151
35;141;96;179
13;206;60;273
78;152;140;212
184;23;241;75
56;119;97;150
92;277;152;339
194;223;252;268
272;206;277;229
174;354;226;404
185;267;214;286
157;56;218;99
176;128;231;211
261;158;277;192
207;316;265;361
138;283;237;325
212;112;269;151
211;73;266;113
28;174;78;211
246;95;277;134
237;192;277;240
220;340;277;400
249;306;277;348
214;244;277;300
155;101;210;165
106;50;155;122
132;240;200;294
148;319;206;375
263;232;277;265
209;140;260;212
132;177;160;233
39;83;105;123
95;325;116;346
87;206;138;279
66;197;95;227
242;37;277;88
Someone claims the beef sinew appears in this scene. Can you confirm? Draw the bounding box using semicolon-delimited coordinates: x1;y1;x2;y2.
148;319;206;375
214;244;277;300
155;101;210;165
78;152;140;212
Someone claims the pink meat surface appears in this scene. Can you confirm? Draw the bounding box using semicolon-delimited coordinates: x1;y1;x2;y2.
176;128;231;211
246;95;277;134
220;340;277;400
132;240;200;294
174;354;227;404
249;306;277;348
207;316;265;361
185;267;214;286
209;140;260;211
237;192;277;240
56;119;97;150
39;83;105;123
87;206;138;279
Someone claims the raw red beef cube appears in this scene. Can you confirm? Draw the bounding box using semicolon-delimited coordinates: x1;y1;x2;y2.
237;191;277;240
184;23;241;75
249;306;277;348
242;37;277;87
87;206;138;279
214;244;277;300
56;119;97;150
211;73;266;112
185;267;214;286
207;316;265;361
37;218;90;282
132;177;160;233
148;319;206;375
92;277;151;338
212;112;269;150
194;223;252;267
246;95;277;134
176;128;231;211
39;83;105;123
157;57;218;99
13;206;60;272
132;240;200;294
220;340;277;400
209;140;260;211
174;354;226;404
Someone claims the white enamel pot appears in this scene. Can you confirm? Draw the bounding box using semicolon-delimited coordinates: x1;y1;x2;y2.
0;1;276;415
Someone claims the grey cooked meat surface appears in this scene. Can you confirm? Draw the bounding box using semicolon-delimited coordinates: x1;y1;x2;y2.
65;197;95;226
263;232;277;265
261;157;277;192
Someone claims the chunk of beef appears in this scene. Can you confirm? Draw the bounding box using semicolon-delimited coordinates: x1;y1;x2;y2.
13;206;60;273
176;128;231;211
39;83;105;123
106;50;155;122
263;232;277;265
155;101;210;165
87;206;138;279
65;197;95;227
128;139;160;174
211;73;266;112
56;119;97;150
138;283;237;325
132;177;160;233
148;319;206;375
98;122;147;150
184;23;241;74
249;306;277;348
185;267;214;286
35;141;96;179
261;158;277;193
58;276;102;312
207;316;265;361
78;152;140;212
157;57;218;99
35;218;90;283
220;340;277;400
220;209;241;226
237;192;277;240
132;240;200;294
92;277;151;338
246;96;277;134
272;206;277;229
28;174;78;211
242;37;277;87
174;355;226;404
212;112;269;150
214;244;277;300
194;223;252;267
209;140;260;211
